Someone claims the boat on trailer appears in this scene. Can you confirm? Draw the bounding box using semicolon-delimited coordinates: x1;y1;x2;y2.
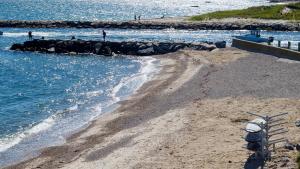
234;30;273;43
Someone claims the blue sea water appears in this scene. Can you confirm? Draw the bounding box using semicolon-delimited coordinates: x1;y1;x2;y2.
0;28;300;167
0;0;299;167
0;0;269;21
0;28;159;167
0;28;299;162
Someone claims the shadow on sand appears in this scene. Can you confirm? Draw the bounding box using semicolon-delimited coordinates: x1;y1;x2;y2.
244;153;265;169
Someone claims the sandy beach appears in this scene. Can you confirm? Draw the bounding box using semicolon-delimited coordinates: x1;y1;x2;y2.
5;48;300;169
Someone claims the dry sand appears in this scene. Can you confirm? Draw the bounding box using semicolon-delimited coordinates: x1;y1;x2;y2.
5;48;300;169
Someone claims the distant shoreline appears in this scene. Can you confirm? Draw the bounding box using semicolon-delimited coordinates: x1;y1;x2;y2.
0;18;299;31
190;2;300;21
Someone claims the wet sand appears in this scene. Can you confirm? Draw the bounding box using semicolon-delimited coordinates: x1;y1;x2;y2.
5;48;300;169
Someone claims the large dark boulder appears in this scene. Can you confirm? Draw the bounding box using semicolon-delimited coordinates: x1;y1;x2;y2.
215;41;226;48
102;46;112;56
10;39;218;56
154;42;172;54
137;47;155;56
10;44;24;50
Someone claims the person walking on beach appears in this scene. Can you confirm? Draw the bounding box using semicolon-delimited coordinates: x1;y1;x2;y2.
28;31;33;40
138;15;141;20
102;30;107;42
134;14;137;21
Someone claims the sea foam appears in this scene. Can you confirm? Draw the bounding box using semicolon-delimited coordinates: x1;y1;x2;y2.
0;56;160;166
0;115;56;152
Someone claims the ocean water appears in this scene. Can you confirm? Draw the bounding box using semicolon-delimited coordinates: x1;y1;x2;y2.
0;0;299;167
0;0;269;21
1;28;300;47
0;27;300;167
0;29;159;167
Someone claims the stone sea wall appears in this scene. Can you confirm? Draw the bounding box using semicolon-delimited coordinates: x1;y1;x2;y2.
10;39;219;56
0;20;299;31
232;38;300;61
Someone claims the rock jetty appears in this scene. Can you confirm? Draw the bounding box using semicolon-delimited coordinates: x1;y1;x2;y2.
10;39;218;56
0;20;299;31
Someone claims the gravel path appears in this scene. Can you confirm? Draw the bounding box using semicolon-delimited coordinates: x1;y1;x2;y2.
206;52;300;99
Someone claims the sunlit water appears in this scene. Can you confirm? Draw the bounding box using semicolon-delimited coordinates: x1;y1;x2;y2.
0;0;299;166
2;27;300;47
0;27;299;167
0;0;269;21
0;28;159;167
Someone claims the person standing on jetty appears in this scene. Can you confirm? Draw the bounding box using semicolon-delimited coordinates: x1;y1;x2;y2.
102;30;107;42
28;31;33;40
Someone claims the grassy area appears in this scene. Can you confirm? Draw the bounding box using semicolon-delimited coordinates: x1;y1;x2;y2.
190;3;300;21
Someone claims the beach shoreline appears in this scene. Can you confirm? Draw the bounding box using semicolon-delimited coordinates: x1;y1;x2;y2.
4;49;190;169
0;54;160;168
4;48;300;169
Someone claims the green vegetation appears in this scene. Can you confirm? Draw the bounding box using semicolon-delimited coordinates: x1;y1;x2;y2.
190;3;300;21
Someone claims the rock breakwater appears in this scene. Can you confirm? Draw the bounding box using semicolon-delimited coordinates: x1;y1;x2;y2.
10;39;218;56
1;20;299;31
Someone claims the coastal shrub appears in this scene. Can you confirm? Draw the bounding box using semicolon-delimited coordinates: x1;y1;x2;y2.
190;2;300;21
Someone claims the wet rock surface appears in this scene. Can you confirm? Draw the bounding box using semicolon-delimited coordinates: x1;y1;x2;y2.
10;39;217;56
0;20;299;31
